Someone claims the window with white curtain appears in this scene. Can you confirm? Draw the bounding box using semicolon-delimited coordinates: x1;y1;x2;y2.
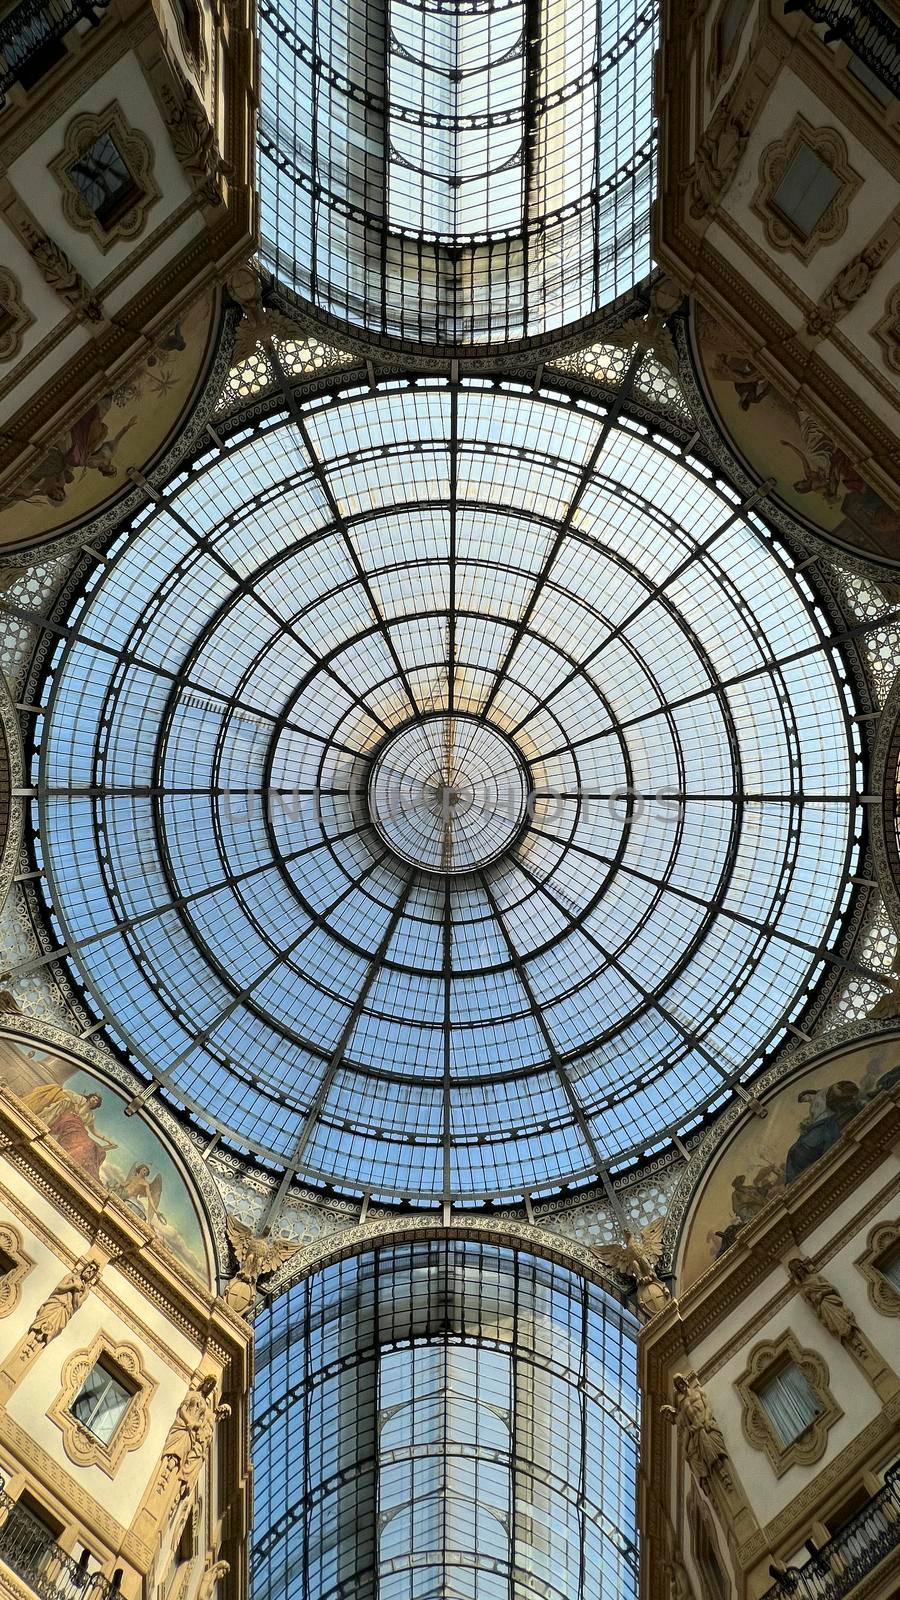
755;1361;822;1447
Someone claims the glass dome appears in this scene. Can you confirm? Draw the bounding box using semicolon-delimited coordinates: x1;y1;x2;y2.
35;378;859;1204
257;0;655;344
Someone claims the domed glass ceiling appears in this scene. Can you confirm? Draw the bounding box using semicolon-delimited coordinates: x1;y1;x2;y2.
35;379;858;1205
258;0;655;343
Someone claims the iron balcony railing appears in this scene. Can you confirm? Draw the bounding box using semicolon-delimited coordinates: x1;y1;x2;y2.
764;1462;900;1600
0;1490;117;1600
784;0;900;99
0;0;109;107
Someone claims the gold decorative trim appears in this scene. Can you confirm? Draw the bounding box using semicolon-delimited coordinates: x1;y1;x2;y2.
0;1222;32;1317
0;271;32;363
856;1217;900;1317
750;114;861;262
47;1331;157;1477
735;1330;841;1477
48;102;160;254
872;284;900;375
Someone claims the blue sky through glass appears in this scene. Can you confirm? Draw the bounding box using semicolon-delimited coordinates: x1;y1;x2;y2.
36;379;858;1205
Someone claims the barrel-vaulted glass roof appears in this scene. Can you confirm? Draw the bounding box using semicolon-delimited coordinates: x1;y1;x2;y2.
258;0;655;343
35;377;859;1206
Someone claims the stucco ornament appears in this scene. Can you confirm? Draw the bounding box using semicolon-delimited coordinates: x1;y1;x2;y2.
197;1556;229;1600
787;1255;860;1345
22;1259;99;1357
662;1371;734;1493
223;1215;301;1316
685;86;751;219
593;1220;672;1320
157;1372;231;1506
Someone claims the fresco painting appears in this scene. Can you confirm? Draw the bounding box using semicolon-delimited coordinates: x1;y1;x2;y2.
693;303;900;562
679;1036;900;1290
0;1027;209;1284
0;288;216;547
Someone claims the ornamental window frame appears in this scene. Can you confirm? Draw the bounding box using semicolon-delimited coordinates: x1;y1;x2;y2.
49;103;160;254
0;271;33;364
856;1217;900;1316
48;1331;157;1477
751;116;861;263
0;1222;33;1318
736;1330;841;1477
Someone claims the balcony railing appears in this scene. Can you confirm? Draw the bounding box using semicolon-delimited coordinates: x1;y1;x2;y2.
784;0;900;99
0;1490;117;1600
764;1463;900;1600
0;0;110;107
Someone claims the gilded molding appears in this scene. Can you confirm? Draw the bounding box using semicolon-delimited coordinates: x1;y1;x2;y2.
47;1331;157;1477
49;102;160;254
736;1330;841;1478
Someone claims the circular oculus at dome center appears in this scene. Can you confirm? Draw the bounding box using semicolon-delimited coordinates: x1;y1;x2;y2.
36;379;860;1205
368;715;531;873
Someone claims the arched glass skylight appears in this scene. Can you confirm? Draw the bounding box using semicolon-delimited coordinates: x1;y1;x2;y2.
35;378;858;1205
252;1238;640;1600
257;0;655;343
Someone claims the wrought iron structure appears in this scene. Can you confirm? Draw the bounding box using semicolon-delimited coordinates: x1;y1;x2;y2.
28;367;864;1216
784;0;899;99
0;0;109;104
257;0;656;344
0;1489;117;1600
763;1462;900;1600
251;1237;641;1600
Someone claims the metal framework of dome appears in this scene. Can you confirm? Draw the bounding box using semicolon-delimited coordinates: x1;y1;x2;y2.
257;0;655;344
34;374;860;1207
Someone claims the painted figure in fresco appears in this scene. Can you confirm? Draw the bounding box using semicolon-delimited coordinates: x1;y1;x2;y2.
114;1161;167;1227
21;1083;117;1181
780;412;865;505
713;1164;783;1257
784;1079;870;1183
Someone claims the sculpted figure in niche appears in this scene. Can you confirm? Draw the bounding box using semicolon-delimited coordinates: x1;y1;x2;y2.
593;1220;672;1320
788;1256;860;1345
23;1259;99;1356
662;1371;734;1493
158;1372;231;1505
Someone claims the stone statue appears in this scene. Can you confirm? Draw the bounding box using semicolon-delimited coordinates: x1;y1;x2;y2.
662;1555;692;1600
593;1220;672;1320
662;1371;733;1493
22;1259;100;1357
223;1216;300;1316
157;1372;231;1505
227;265;296;362
686;87;751;219
787;1256;860;1346
197;1557;230;1600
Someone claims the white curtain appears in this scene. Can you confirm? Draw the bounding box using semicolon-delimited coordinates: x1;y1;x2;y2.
758;1363;821;1446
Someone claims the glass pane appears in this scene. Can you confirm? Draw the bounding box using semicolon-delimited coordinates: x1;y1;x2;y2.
757;1362;821;1446
771;144;842;236
71;1362;133;1444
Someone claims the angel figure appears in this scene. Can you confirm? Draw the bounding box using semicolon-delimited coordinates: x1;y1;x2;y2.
223;1216;300;1316
593;1220;672;1320
116;1162;167;1228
